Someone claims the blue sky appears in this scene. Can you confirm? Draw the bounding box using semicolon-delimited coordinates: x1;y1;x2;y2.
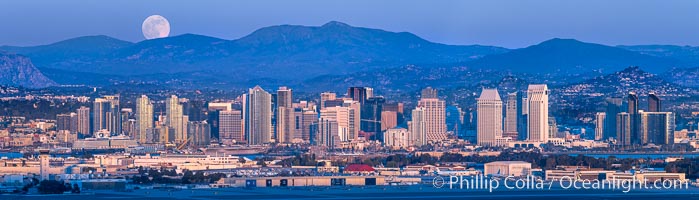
1;0;698;48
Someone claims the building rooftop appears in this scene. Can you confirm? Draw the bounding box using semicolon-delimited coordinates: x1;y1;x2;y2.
477;88;501;101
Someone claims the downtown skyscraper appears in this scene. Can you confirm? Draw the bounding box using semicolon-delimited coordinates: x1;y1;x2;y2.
76;106;90;135
136;95;154;144
526;84;549;142
416;87;447;143
166;95;188;144
477;88;504;147
93;95;120;136
276;86;294;143
244;86;273;145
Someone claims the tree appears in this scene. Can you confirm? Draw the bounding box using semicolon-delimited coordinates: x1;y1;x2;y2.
37;180;67;194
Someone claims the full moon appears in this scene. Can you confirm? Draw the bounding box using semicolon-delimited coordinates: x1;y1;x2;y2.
142;15;170;40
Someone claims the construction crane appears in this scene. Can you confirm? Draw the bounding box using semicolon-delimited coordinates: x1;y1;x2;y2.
177;138;191;150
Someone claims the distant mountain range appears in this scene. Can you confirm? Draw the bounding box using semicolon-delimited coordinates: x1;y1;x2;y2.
1;21;699;88
0;51;56;88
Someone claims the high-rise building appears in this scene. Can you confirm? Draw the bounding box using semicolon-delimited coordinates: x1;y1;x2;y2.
361;96;384;141
639;111;674;145
244;86;273;145
421;87;438;99
347;87;371;104
120;108;133;136
505;92;525;140
446;105;463;136
76;106;90;136
93;98;110;135
477;88;504;147
295;109;318;142
548;117;558;138
219;110;243;144
320;92;337;110
383;102;404;125
527;84;549;142
92;95;120;136
166;95;188;144
627;92;640;145
187;121;211;146
595;112;606;141
603;98;623;140
136;95;154;144
276;86;294;143
321;105;359;142
207;102;233;140
380;111;398;131
648;92;661;112
317;118;339;148
409;107;427;146
417;87;447;142
616;112;632;146
56;113;75;132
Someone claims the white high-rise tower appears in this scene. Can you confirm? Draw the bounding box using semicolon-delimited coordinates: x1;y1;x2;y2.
477;88;503;146
527;84;549;142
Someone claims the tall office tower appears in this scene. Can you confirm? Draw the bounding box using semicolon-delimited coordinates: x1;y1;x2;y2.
166;95;186;143
276;86;295;143
347;87;370;104
595;112;606;141
124;119;137;139
104;95;121;135
446;105;463;135
120;108;132;136
383;102;405;125
154;125;175;144
186;99;207;122
418;88;447;142
527;84;549;142
207;102;233;139
244;86;273;145
421;87;438;99
627;92;640;145
616;112;632;146
548;117;558;138
300;110;318;141
320;92;337;110
136;95;154;144
520;96;529;141
76;106;90;136
321;106;358;142
270;93;278;141
219;110;243;144
639;111;674;145
56;113;70;131
603;98;623;140
365;88;374;99
56;113;76;132
648;92;661;112
477;88;503;147
409;107;427;146
187;121;211;146
361;96;384;141
93;98;111;135
342;100;361;140
381;111;398;131
504;92;524;140
317;117;339;148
